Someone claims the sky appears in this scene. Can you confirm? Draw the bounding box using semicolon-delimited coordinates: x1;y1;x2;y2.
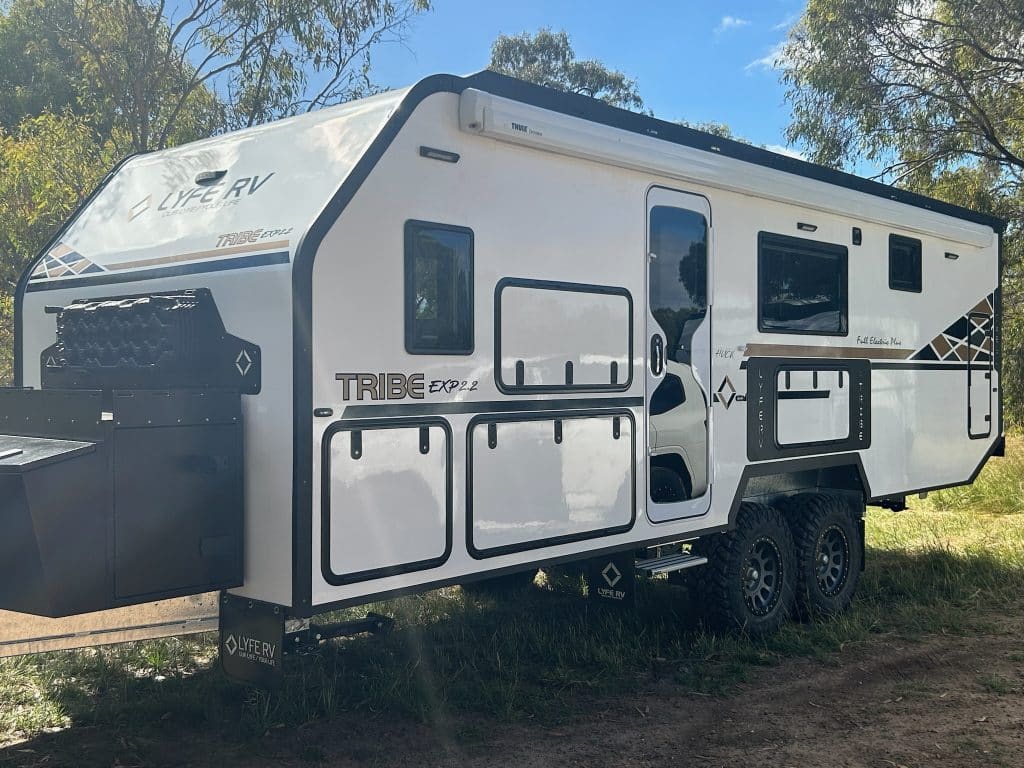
371;0;807;157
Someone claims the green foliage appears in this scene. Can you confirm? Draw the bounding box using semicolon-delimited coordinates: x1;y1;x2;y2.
783;0;1024;423
679;120;736;140
0;111;119;288
489;28;643;110
1;0;431;154
919;433;1024;514
0;293;11;385
0;0;80;131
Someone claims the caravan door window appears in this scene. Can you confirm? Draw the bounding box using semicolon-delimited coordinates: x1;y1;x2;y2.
404;221;474;354
758;232;848;335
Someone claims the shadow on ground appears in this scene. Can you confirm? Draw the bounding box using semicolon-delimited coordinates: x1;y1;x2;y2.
2;544;1022;767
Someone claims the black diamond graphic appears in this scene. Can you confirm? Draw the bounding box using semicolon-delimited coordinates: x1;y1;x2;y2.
715;376;736;409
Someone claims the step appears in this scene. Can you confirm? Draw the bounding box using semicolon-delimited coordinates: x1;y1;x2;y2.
635;552;708;575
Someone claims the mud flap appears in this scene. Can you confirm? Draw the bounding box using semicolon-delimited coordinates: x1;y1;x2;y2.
586;552;635;610
219;593;284;688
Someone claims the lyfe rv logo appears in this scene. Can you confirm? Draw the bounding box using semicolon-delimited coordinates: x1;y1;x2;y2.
224;633;277;668
597;561;627;601
129;172;276;221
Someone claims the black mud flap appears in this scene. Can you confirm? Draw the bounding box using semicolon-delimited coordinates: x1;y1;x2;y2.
586;552;635;610
220;593;285;688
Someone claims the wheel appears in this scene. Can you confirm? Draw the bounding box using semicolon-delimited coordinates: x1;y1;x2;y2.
693;502;796;637
461;568;537;596
783;493;862;617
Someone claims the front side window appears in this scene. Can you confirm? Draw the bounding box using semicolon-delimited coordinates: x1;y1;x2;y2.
758;232;848;335
889;234;922;293
404;221;474;354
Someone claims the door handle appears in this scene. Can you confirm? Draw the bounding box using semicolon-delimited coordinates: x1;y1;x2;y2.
650;335;664;376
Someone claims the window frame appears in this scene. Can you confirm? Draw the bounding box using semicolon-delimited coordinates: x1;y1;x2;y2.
888;233;923;293
757;231;849;337
403;219;475;356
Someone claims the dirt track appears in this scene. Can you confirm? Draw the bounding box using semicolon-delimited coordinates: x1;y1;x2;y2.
4;615;1023;768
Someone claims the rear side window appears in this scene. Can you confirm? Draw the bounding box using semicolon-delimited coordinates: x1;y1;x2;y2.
405;221;474;354
889;234;922;293
758;232;848;335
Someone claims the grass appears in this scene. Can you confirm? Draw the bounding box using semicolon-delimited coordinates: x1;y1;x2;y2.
2;441;1024;747
917;432;1024;515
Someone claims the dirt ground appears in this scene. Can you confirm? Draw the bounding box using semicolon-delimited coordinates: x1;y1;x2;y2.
3;615;1023;768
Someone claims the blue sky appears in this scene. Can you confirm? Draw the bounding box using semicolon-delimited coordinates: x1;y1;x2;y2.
372;0;806;156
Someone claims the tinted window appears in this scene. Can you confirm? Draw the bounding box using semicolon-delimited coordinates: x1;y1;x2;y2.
405;221;473;354
758;232;848;335
649;206;708;364
889;234;922;292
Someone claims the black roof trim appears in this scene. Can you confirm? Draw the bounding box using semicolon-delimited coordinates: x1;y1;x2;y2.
456;70;1005;233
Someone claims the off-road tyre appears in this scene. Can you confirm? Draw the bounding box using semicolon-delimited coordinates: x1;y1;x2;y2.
692;502;796;637
783;493;862;618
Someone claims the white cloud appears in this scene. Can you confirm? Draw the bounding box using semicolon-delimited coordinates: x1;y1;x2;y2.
766;144;806;161
745;41;790;72
772;13;800;31
715;16;751;35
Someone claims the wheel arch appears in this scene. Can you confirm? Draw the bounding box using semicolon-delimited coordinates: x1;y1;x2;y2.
729;454;870;526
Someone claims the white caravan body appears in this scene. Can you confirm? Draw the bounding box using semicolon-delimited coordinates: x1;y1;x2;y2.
9;71;1002;623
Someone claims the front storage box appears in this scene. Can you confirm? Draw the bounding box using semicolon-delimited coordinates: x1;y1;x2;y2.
0;289;255;618
0;388;243;617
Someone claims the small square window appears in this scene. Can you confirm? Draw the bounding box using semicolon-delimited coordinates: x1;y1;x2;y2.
889;234;922;293
405;221;474;355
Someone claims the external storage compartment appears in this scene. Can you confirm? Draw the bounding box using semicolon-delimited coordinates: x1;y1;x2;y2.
496;279;632;392
468;412;635;557
968;312;995;438
321;420;452;584
0;288;254;618
0;388;243;617
746;358;872;461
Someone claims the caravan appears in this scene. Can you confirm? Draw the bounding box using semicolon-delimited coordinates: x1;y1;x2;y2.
0;71;1003;680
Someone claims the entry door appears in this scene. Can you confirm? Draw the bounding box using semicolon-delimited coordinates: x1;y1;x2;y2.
967;311;994;438
645;187;712;522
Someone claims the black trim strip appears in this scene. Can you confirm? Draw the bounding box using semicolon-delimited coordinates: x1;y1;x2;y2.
24;251;290;293
320;417;453;586
741;359;973;371
778;390;830;400
466;410;637;559
871;362;970;371
340;396;643;419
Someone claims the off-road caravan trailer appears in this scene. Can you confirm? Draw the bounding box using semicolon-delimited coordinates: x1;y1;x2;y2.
0;71;1003;681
